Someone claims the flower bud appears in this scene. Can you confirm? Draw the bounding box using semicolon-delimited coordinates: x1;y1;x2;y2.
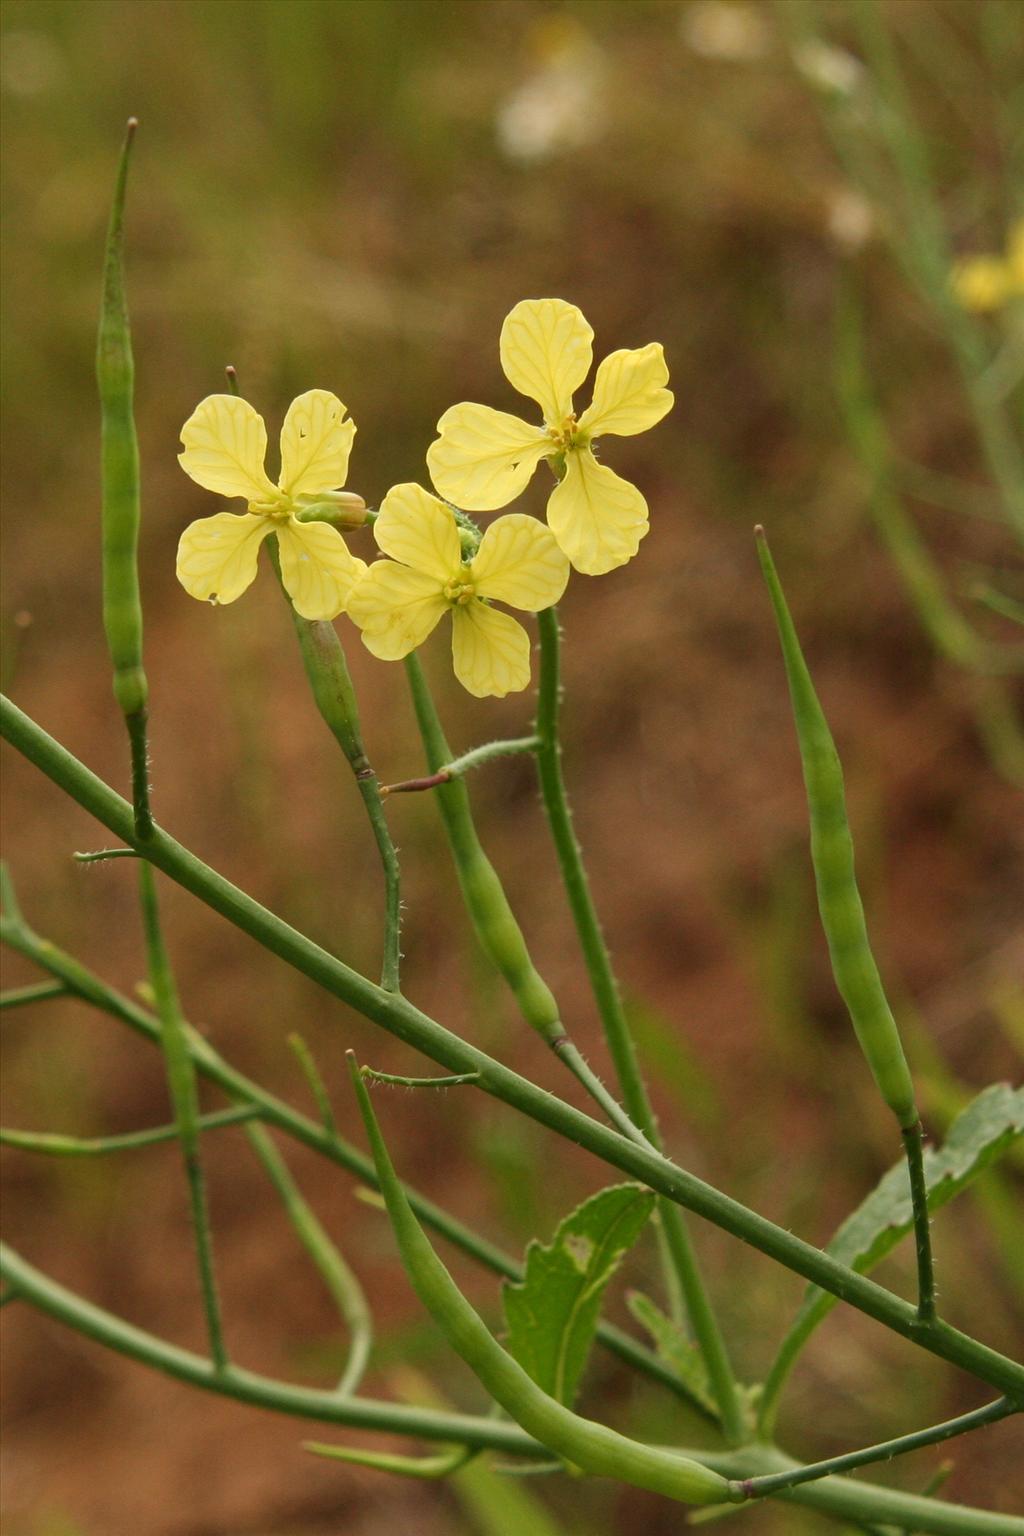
294;489;368;528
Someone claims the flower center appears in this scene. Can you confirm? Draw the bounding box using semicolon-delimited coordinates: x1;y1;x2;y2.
547;413;580;451
249;495;293;521
443;576;476;606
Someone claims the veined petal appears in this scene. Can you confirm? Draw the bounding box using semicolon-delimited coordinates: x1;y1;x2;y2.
427;404;550;512
470;513;569;612
276;518;367;621
578;344;673;438
451;602;531;698
348;561;447;660
374;483;462;580
546;449;649;575
279;389;356;498
176;511;272;605
499;298;594;425
179;395;280;503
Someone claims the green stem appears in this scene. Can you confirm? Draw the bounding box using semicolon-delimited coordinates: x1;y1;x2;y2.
0;980;67;1009
245;1122;372;1396
4;694;1023;1401
381;736;539;796
138;862;227;1370
534;607;747;1446
0;1105;260;1157
903;1120;937;1323
0;903;695;1411
734;1398;1018;1501
363;1069;481;1089
304;1437;477;1478
287;1032;337;1134
268;544;401;992
3;1240;1019;1535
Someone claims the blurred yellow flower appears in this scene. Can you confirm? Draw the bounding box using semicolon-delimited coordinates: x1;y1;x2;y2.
951;221;1024;313
349;483;569;698
426;298;672;576
177;391;366;620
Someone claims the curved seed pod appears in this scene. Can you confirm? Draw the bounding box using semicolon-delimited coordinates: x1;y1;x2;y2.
756;529;917;1129
347;1054;733;1508
97;119;151;837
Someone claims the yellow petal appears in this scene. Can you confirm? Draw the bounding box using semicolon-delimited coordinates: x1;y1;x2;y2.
451;602;531;698
578;343;673;438
348;561;447;660
427;404;551;512
279;389;356;498
499;298;594;425
546;449;648;575
176;512;272;605
470;513;569;612
374;483;462;580
179;395;280;504
276;518;367;621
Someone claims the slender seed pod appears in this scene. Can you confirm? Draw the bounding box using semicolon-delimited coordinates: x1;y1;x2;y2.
404;656;563;1044
756;530;917;1129
347;1055;733;1507
97;119;151;837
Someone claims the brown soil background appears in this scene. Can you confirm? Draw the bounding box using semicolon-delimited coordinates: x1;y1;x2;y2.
2;3;1022;1534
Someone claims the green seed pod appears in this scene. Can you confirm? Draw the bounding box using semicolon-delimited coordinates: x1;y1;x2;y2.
405;656;562;1043
348;1056;732;1507
97;119;151;837
757;530;917;1129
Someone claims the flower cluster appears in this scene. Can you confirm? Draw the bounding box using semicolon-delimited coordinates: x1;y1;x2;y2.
177;300;671;696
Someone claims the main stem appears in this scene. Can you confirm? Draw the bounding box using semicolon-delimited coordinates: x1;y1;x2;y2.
4;693;1023;1401
534;607;747;1445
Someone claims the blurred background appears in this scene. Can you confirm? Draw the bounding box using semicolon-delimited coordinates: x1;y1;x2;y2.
2;1;1022;1532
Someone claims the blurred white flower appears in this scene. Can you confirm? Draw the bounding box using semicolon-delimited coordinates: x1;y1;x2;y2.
794;39;865;97
681;3;770;62
497;17;605;164
827;188;874;252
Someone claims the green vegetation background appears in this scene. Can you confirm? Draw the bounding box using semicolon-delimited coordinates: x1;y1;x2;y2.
1;2;1021;1533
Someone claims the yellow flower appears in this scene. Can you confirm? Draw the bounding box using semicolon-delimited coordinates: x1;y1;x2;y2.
426;298;673;577
348;484;569;698
951;220;1024;313
177;391;366;620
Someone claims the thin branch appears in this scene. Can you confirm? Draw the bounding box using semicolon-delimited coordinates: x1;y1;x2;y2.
733;1398;1018;1501
3;693;1023;1402
0;1105;260;1157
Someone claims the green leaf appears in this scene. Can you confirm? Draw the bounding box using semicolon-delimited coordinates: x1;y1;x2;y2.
796;1083;1024;1337
502;1184;655;1408
625;1290;717;1416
